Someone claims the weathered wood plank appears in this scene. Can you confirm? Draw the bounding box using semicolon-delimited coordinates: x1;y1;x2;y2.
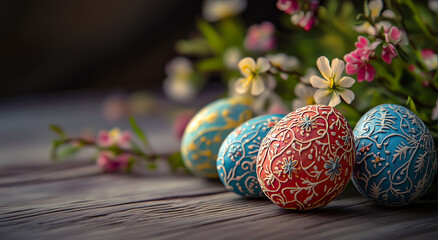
0;162;437;240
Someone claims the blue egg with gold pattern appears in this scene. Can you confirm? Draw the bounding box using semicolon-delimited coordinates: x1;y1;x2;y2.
217;114;285;197
181;98;253;178
352;104;437;206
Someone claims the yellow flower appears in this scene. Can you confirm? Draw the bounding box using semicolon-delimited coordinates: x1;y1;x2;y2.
236;57;271;96
310;56;355;107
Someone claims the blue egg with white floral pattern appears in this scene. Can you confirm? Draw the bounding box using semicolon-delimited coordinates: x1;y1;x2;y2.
352;104;437;206
217;114;285;197
181;98;253;178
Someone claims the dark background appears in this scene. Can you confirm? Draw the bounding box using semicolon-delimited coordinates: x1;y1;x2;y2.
0;0;280;99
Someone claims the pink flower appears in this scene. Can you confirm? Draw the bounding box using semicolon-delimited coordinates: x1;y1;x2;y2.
382;44;397;64
291;11;316;31
244;22;276;52
421;49;438;71
97;128;132;148
354;36;380;57
97;151;131;172
344;51;376;82
288;0;319;31
387;26;402;44
344;36;379;82
276;0;300;15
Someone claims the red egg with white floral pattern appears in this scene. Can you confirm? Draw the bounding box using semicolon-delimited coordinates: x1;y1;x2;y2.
256;105;355;210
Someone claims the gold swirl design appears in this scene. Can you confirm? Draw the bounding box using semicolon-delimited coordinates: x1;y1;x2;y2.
181;98;253;178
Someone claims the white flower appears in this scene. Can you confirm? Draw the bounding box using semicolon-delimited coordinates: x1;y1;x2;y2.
163;57;197;102
310;56;355;107
291;83;317;110
163;79;197;102
267;53;299;72
429;0;438;13
203;0;247;22
432;99;438;120
300;68;317;84
235;57;271;96
354;0;383;36
223;47;242;70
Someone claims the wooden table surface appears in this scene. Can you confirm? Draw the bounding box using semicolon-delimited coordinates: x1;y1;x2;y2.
1;92;437;240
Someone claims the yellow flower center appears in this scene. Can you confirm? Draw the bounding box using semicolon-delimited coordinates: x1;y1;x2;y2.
329;78;338;91
306;96;315;105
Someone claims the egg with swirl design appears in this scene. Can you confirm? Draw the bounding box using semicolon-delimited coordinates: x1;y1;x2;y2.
352;104;437;206
217;114;285;197
256;105;355;210
181;97;253;178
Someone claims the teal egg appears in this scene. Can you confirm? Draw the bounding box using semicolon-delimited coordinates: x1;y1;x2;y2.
217;114;285;197
353;104;438;205
181;98;253;178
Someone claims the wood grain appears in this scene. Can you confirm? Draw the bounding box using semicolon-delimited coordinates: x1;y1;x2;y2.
1;162;437;240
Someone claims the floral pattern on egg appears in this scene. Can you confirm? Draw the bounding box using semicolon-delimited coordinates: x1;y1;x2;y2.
352;104;438;206
217;114;285;197
256;105;355;210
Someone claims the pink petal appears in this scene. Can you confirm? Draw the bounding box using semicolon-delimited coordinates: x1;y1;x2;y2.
346;63;359;75
118;131;132;148
421;49;435;59
97;130;111;147
382;44;397;64
355;36;369;49
357;65;366;82
277;0;300;15
389;26;401;43
364;63;376;82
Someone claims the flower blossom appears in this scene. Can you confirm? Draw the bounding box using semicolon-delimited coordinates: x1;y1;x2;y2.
354;0;383;36
276;0;319;31
163;57;197;102
244;22;276;52
421;49;438;71
344;36;378;82
276;0;300;15
235;57;271;96
97;151;131;172
310;56;355;107
97;128;132;149
266;53;299;79
223;47;242;70
291;83;317;110
203;0;247;22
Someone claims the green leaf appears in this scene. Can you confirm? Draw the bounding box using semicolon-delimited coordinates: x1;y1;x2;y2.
406;96;418;113
197;57;225;72
50;139;63;161
147;161;157;170
197;20;225;54
363;0;370;17
326;0;339;16
125;157;135;173
176;38;211;56
166;152;189;173
129;117;148;146
58;146;81;159
218;18;245;46
406;97;430;122
49;124;67;139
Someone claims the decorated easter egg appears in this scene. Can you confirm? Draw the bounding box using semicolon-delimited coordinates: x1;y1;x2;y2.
352;104;437;206
256;105;355;210
217;114;285;197
181;98;253;178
